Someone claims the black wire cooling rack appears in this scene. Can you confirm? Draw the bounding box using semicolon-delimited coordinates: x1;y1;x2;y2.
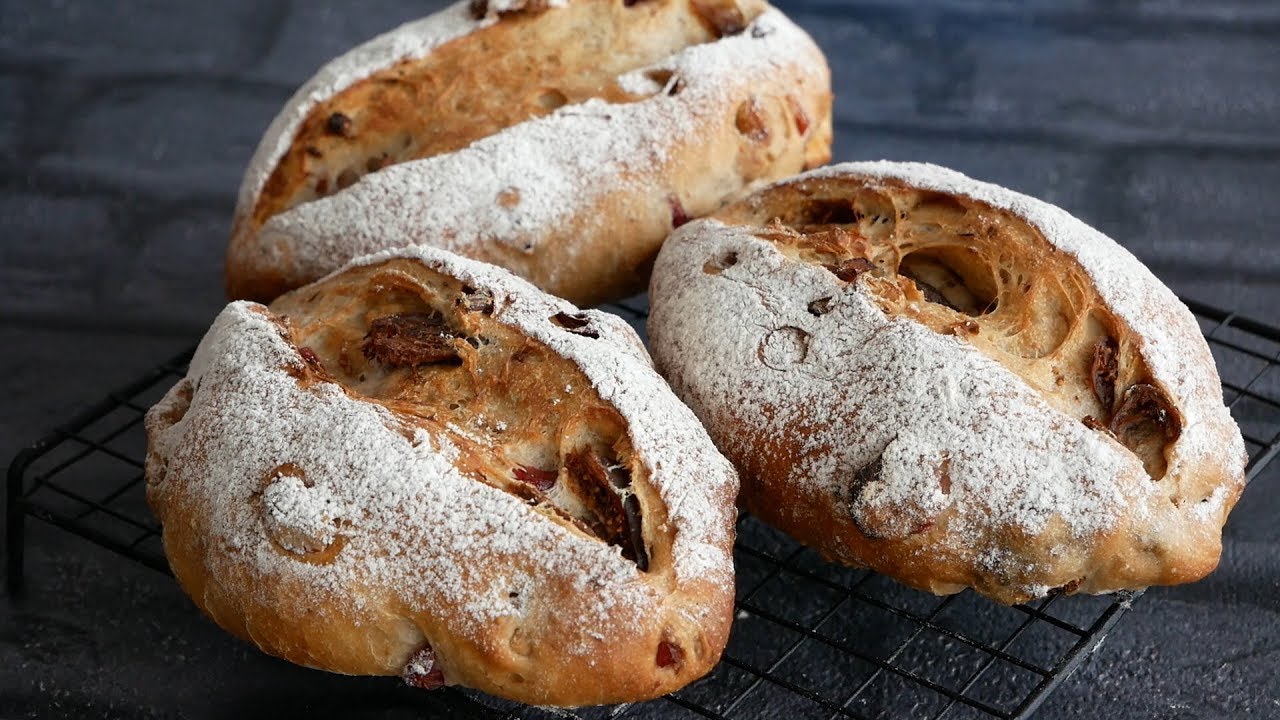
7;297;1279;720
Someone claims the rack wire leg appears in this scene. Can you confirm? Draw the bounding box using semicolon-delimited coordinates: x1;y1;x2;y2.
6;449;31;594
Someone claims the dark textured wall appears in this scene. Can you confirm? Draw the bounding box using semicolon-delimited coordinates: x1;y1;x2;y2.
1;2;1277;718
1;1;1277;336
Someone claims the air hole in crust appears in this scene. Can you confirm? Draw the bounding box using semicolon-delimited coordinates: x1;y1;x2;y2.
898;247;998;316
852;189;897;240
759;327;809;369
703;251;739;275
536;88;568;111
795;198;858;226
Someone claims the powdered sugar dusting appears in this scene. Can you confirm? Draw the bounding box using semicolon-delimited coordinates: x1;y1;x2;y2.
150;247;736;645
236;1;490;215
250;9;822;289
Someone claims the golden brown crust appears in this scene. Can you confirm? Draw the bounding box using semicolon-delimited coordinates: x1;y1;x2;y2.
148;247;738;704
649;161;1246;604
226;0;832;305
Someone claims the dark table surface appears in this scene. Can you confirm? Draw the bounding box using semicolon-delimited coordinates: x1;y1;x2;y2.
2;1;1278;718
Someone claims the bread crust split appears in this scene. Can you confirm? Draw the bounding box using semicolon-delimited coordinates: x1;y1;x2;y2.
146;246;739;705
648;160;1246;605
227;0;833;306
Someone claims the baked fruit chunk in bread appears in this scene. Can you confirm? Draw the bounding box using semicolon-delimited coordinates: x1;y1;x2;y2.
648;161;1246;605
228;0;832;306
145;247;738;706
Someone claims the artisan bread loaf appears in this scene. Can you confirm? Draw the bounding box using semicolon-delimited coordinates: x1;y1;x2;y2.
228;0;832;305
648;161;1246;604
147;246;738;705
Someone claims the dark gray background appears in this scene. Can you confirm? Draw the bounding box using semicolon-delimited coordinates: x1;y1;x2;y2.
1;1;1278;718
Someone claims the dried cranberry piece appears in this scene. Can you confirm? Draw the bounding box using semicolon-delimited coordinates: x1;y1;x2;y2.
514;465;557;492
402;643;446;690
786;95;811;135
299;346;323;369
669;195;691;228
656;639;682;669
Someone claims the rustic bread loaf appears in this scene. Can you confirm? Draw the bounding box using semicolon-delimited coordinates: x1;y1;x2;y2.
648;161;1247;604
228;0;832;306
147;246;738;705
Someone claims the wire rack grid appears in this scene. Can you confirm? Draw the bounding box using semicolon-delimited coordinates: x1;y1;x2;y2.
6;296;1279;720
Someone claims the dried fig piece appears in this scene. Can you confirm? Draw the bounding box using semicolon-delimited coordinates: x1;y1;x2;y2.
362;312;461;367
734;97;769;142
336;168;359;190
691;0;747;37
458;286;495;314
402;643;446;690
848;456;938;539
848;458;887;538
808;297;834;316
1090;336;1119;413
795;198;858;226
946;319;980;336
470;0;553;19
325;112;353;137
1110;384;1182;480
1053;577;1086;594
564;449;649;570
551;312;600;339
1081;415;1113;436
824;257;874;283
